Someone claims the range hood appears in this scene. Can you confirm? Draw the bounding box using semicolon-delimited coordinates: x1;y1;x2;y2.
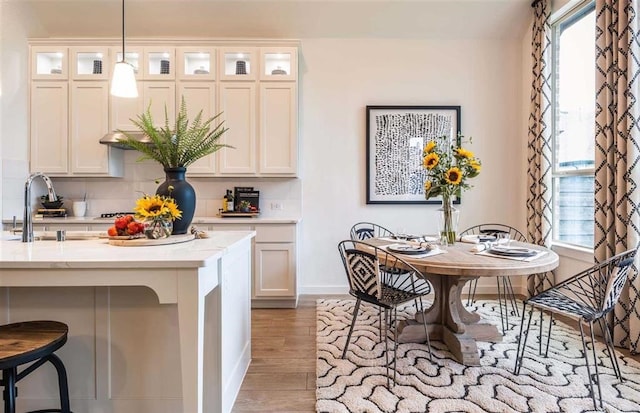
100;132;151;150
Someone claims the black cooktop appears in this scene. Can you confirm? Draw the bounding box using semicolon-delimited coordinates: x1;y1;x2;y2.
99;212;136;218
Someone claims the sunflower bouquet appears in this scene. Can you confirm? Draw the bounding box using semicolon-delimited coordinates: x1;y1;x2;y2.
422;134;481;243
134;194;182;239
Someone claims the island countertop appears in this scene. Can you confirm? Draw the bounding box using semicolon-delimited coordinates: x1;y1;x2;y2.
0;230;255;413
0;231;255;269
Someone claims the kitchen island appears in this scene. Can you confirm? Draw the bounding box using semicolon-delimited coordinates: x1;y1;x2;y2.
0;230;255;413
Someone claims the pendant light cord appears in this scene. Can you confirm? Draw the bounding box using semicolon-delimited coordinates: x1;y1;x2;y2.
121;0;126;62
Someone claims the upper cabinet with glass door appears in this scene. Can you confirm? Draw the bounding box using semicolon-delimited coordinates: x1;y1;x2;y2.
71;46;110;80
177;47;216;80
145;47;175;80
260;47;297;81
219;48;257;81
31;46;68;80
112;46;144;80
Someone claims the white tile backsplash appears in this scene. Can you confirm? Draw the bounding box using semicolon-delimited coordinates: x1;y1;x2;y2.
4;150;301;219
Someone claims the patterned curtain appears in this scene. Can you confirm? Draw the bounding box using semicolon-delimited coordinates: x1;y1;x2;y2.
527;0;554;296
594;0;640;353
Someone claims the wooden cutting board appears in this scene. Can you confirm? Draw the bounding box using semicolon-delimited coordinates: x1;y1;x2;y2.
108;233;195;246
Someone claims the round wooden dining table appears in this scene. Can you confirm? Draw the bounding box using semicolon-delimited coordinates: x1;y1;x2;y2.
368;239;559;366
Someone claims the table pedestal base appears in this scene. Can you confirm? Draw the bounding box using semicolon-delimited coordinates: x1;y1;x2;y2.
396;274;502;366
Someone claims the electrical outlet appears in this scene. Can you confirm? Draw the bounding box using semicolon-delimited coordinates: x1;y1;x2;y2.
271;202;284;211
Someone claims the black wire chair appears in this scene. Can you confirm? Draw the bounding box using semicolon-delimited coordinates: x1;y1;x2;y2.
349;222;395;241
460;224;527;333
514;247;638;410
338;240;433;387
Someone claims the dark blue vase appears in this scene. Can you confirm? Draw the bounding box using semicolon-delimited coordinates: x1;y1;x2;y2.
156;167;195;235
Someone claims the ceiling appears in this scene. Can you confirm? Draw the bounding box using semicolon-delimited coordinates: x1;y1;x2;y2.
6;0;532;40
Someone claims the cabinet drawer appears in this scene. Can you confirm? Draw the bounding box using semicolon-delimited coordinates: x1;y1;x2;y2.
255;225;295;243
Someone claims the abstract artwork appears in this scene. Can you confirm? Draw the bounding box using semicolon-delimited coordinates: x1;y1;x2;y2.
366;106;460;204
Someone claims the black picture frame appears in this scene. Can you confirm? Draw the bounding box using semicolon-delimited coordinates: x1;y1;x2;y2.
366;105;461;204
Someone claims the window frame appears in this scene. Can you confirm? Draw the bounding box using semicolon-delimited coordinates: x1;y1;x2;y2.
549;0;596;250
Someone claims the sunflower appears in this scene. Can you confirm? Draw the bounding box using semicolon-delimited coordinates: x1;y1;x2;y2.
424;180;432;191
134;194;182;221
470;159;481;172
423;141;437;153
423;153;439;169
444;167;463;185
455;148;474;159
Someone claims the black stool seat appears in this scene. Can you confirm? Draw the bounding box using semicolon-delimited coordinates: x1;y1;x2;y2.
0;321;71;413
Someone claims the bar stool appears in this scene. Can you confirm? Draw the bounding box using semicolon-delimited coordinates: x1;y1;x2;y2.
0;320;71;413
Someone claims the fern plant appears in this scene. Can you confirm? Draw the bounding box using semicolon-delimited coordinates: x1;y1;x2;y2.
118;96;231;168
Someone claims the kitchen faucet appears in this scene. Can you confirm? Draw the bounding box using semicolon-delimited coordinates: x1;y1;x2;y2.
22;172;57;242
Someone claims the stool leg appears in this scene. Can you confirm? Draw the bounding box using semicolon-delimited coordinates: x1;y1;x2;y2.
46;354;71;413
3;367;17;413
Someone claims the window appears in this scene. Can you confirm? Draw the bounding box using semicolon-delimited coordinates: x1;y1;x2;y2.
551;1;595;248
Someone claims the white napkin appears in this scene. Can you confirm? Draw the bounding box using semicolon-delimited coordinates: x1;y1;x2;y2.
460;234;482;244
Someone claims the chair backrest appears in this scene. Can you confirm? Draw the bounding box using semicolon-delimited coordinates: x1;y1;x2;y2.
338;240;382;299
601;249;637;314
337;240;432;302
460;223;527;242
350;222;395;241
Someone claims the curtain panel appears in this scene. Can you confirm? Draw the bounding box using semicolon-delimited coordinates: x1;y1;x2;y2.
594;0;640;353
527;0;554;296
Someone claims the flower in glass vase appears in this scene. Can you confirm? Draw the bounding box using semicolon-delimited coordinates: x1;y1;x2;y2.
134;193;183;239
422;134;481;244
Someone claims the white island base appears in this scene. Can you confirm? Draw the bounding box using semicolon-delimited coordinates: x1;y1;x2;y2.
0;231;255;413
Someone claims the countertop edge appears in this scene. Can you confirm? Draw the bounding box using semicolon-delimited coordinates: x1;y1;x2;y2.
3;216;302;225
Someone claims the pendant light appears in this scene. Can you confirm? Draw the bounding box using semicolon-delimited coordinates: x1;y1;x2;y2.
110;0;138;98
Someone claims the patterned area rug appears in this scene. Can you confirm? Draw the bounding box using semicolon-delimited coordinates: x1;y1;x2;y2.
316;299;640;413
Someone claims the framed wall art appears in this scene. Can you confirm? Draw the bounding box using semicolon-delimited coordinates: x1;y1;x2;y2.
366;105;461;204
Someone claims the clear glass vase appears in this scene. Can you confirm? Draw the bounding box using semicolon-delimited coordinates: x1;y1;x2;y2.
143;218;173;239
437;194;459;246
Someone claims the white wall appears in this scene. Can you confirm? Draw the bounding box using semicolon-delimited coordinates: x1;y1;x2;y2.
298;38;527;293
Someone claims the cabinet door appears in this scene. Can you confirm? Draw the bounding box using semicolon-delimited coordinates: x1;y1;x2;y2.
177;47;216;81
31;46;68;80
218;82;256;174
143;82;176;128
259;83;297;175
111;81;175;131
179;82;217;174
71;46;109;80
260;47;297;81
110;90;144;131
254;243;295;298
70;81;115;175
112;46;144;80
145;47;176;80
30;81;69;174
219;47;257;81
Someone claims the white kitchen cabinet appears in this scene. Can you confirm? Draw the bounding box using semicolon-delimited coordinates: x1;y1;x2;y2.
254;243;295;298
70;46;110;80
219;47;257;81
110;81;176;131
113;46;174;80
177;47;216;81
31;46;68;80
70;81;123;176
30;40;298;178
207;223;297;307
30;81;69;174
179;81;218;175
259;83;298;175
260;47;297;81
218;82;257;175
253;224;297;307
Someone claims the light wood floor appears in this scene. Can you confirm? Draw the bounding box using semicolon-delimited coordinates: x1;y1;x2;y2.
231;294;640;412
231;295;322;413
